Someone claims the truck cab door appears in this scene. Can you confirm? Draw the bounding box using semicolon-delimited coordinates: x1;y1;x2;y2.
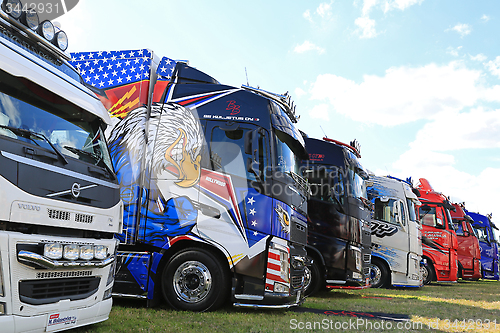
197;121;272;253
138;106;203;247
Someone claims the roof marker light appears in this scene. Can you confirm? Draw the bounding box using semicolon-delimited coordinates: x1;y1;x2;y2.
2;0;22;20
20;8;38;30
54;30;68;51
38;20;54;41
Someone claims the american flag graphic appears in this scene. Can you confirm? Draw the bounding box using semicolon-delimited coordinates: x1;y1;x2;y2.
69;49;177;119
70;49;153;89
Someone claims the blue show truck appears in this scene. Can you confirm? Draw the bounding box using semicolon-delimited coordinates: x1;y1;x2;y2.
70;50;309;311
301;136;371;296
467;210;499;280
0;2;122;332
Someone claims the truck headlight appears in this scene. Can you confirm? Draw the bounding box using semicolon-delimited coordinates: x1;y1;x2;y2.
79;245;94;260
0;252;4;297
349;245;362;271
63;244;79;260
44;243;63;260
94;245;108;260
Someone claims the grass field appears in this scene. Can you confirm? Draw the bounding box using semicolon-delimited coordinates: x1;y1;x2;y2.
72;280;500;333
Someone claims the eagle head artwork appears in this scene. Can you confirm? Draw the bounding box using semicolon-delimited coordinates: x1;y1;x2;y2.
108;102;204;242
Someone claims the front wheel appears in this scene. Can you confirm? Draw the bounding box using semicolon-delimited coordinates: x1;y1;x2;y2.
423;262;434;285
162;249;228;311
369;259;389;288
304;260;324;297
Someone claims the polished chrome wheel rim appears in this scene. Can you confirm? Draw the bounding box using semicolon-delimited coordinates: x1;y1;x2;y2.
370;264;382;286
173;261;212;303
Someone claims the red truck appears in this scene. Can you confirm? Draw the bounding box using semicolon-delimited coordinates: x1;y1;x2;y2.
450;203;482;280
417;178;458;284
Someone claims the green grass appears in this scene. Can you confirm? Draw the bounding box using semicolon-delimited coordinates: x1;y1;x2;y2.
72;280;500;332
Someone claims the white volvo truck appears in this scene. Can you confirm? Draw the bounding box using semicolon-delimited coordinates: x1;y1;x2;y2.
367;175;423;288
0;1;122;331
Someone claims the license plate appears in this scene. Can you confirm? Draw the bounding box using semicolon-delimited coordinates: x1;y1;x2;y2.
46;310;78;332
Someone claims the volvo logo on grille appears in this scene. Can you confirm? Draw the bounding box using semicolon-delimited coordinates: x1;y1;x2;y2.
71;183;81;198
18;203;40;211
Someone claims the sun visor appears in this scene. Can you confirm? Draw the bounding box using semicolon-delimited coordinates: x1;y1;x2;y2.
0;42;112;125
271;113;307;160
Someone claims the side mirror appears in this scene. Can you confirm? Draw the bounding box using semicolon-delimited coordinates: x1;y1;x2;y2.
246;128;263;181
420;205;431;213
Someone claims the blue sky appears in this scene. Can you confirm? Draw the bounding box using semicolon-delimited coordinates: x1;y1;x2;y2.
59;0;500;224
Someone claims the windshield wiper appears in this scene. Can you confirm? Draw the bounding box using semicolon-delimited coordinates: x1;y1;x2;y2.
63;146;115;180
63;146;101;164
0;125;68;164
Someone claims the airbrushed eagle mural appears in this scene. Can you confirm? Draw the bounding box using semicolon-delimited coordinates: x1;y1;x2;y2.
108;103;204;246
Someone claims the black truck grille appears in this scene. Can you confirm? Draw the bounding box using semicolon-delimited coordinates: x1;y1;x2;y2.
19;277;100;305
291;275;304;289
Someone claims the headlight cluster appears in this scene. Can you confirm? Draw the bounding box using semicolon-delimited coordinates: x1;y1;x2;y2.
44;243;108;261
1;0;68;51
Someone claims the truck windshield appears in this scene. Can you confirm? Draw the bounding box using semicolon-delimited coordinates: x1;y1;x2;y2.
347;165;367;200
407;199;418;223
474;227;489;242
489;227;498;243
0;72;113;171
420;206;445;229
275;130;300;176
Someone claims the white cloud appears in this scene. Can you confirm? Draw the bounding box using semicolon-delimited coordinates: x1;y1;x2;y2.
470;53;487;62
481;14;490;22
355;0;422;39
390;149;500;222
383;0;424;13
485;56;500;78
303;9;313;23
309;61;494;126
308;104;330;121
355;16;378;39
447;23;472;38
295;87;306;98
316;2;333;18
293;41;326;55
409;107;500;151
446;46;463;57
362;0;379;16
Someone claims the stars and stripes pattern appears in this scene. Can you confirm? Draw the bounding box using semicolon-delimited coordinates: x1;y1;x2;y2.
157;56;177;81
69;49;153;89
265;247;290;292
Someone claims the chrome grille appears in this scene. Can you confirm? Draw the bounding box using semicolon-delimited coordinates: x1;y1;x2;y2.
47;209;70;221
36;270;92;279
75;213;93;223
363;254;371;263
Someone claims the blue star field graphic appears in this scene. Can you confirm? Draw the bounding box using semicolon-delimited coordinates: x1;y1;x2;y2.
69;49;177;89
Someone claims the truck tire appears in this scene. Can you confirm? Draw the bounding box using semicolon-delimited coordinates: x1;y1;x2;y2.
423;262;435;285
304;260;324;297
162;248;228;312
369;258;389;288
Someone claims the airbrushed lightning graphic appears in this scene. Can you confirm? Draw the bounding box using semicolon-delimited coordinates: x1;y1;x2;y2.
109;86;140;118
